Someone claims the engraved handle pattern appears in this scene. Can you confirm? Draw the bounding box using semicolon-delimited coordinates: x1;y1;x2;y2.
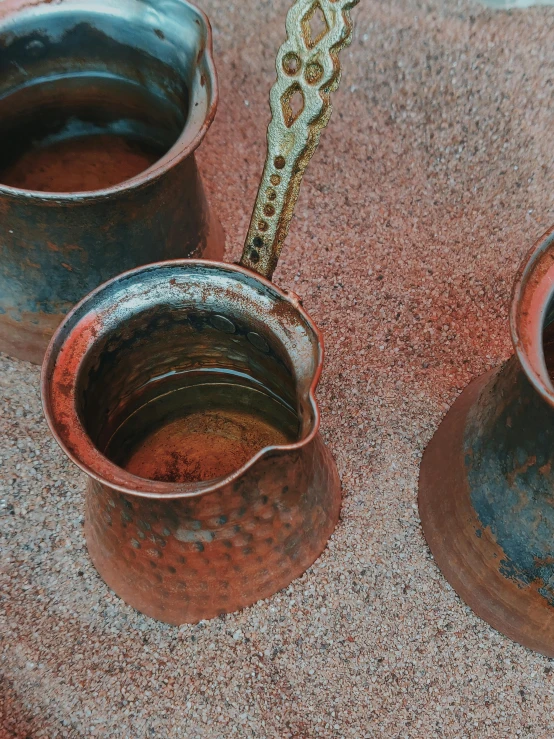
240;0;359;280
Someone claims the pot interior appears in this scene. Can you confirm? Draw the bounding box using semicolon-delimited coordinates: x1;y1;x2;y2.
53;264;320;487
543;295;554;383
0;0;207;192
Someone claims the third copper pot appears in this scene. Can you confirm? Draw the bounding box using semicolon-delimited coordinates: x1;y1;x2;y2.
418;225;554;656
0;0;222;364
42;0;359;624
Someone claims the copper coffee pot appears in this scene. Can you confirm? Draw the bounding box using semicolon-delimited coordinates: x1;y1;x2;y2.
419;226;554;657
42;0;358;624
0;0;222;363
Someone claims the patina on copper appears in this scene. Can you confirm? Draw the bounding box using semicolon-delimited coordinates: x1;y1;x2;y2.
419;225;554;657
42;0;358;624
0;0;223;364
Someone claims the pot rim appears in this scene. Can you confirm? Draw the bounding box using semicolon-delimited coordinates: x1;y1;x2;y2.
41;259;324;499
0;0;218;202
510;223;554;408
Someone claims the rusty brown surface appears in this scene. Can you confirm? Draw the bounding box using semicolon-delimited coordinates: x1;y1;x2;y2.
0;310;64;364
0;134;162;193
418;365;554;658
85;434;340;624
123;407;293;484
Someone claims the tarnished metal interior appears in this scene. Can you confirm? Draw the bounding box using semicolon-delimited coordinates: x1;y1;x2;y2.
52;262;320;486
543;294;554;384
0;0;203;190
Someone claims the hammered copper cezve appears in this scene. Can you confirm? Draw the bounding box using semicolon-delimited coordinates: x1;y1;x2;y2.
0;0;223;364
419;225;554;657
42;0;358;624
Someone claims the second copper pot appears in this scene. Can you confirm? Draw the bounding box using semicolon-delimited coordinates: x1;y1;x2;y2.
0;0;223;364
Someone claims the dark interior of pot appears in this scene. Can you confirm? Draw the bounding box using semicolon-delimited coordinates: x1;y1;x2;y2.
76;302;303;484
0;4;196;192
543;296;554;383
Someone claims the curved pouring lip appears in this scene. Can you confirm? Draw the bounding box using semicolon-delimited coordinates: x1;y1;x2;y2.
0;0;218;201
510;224;554;407
41;260;325;500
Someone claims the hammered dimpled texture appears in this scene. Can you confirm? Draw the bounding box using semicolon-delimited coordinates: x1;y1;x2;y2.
85;433;340;624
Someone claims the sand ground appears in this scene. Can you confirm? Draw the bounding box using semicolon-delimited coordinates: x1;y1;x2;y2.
2;0;554;736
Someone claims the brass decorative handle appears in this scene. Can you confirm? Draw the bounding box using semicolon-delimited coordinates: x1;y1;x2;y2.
240;0;359;280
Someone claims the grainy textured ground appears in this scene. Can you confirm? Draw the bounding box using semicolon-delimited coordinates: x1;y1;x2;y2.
2;0;554;736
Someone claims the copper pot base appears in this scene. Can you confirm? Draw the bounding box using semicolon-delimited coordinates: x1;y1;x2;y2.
419;363;554;657
85;434;340;625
